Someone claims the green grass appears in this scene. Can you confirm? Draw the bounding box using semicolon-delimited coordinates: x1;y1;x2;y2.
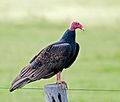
0;0;120;102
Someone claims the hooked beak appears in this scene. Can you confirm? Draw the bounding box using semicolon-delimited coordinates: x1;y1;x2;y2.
78;24;85;31
82;27;85;31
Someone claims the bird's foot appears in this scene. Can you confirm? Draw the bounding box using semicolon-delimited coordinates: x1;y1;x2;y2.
56;81;68;90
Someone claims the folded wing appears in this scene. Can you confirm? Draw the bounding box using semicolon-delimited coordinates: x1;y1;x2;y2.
10;43;72;92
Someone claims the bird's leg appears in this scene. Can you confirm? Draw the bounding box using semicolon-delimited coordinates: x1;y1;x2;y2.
56;71;68;89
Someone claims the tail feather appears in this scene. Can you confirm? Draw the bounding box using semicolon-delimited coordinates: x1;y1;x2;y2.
10;76;30;92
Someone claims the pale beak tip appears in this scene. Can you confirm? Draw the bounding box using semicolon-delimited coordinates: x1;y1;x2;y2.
82;28;85;31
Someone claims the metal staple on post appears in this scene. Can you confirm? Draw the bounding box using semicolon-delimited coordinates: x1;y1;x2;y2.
44;84;68;102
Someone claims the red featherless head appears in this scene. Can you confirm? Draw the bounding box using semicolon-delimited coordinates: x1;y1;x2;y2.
69;21;85;31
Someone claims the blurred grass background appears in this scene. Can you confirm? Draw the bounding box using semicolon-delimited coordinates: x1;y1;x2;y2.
0;0;120;102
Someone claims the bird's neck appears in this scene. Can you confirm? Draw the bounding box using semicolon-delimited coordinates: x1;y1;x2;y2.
69;26;75;31
60;29;76;43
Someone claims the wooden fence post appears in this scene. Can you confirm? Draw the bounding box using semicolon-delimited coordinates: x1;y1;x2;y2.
44;84;68;102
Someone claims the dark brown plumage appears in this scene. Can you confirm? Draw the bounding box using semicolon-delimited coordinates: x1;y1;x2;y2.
10;21;84;92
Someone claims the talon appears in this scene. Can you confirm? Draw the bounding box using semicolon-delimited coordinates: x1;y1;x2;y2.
56;81;68;90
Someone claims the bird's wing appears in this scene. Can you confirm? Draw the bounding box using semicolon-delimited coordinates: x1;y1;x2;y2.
64;43;80;68
20;43;72;81
10;43;72;92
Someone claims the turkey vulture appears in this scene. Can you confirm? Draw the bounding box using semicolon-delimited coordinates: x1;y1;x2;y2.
10;21;85;92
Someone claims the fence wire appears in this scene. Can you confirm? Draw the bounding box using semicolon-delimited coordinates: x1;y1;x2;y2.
1;87;120;92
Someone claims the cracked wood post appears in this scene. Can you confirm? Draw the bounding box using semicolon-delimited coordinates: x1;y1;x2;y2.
44;84;68;102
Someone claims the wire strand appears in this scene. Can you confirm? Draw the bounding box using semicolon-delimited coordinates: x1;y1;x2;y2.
1;87;120;92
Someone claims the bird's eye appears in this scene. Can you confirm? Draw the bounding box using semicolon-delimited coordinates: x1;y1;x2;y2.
75;23;77;25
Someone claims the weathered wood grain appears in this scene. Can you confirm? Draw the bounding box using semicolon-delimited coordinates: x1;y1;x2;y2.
44;84;68;102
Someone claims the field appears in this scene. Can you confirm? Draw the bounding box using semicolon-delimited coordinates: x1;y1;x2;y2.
0;0;120;102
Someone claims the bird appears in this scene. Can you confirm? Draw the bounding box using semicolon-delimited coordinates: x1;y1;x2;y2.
9;21;85;92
